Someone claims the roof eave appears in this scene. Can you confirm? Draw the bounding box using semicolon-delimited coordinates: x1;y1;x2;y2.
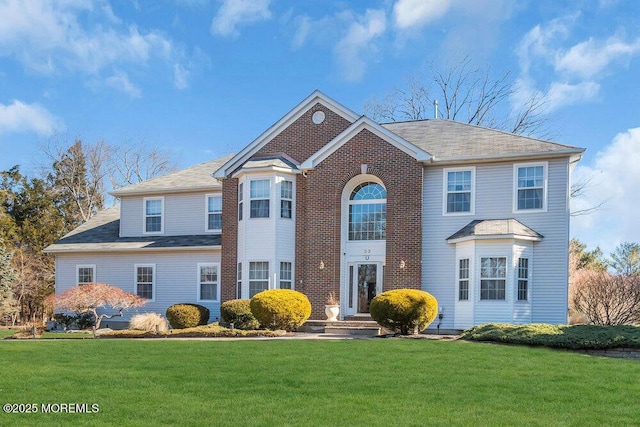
44;245;222;254
427;148;586;165
110;184;222;197
446;234;543;244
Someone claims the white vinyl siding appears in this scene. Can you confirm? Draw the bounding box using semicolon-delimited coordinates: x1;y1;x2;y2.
423;158;570;329
55;251;223;324
197;263;220;302
120;192;225;238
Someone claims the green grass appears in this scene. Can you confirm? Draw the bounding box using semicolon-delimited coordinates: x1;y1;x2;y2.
0;339;638;426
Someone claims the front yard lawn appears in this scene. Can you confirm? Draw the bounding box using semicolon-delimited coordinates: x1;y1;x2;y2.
0;339;638;426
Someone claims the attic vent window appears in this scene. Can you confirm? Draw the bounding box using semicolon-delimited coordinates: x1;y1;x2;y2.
312;111;325;124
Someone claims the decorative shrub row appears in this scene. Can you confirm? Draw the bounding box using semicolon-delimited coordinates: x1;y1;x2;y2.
166;303;210;329
220;299;261;330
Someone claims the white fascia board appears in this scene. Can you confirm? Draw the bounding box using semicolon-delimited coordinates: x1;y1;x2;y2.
110;184;221;197
231;166;302;178
429;148;586;165
301;117;432;170
213;90;359;178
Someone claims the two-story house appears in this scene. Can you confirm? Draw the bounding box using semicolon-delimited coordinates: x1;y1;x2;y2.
45;91;584;330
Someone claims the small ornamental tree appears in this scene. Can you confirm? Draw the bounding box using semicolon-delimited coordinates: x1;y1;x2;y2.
55;283;147;329
572;269;640;325
250;290;311;331
370;289;438;335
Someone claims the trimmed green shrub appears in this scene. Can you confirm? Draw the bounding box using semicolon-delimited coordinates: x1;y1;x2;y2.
220;299;261;330
250;290;311;331
461;323;640;350
370;289;438;335
166;303;210;329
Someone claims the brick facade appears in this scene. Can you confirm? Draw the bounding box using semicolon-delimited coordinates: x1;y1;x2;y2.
296;128;423;318
220;103;423;320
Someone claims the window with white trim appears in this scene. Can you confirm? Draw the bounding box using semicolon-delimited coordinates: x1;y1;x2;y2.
250;180;270;218
444;168;474;214
144;197;163;233
206;195;222;231
458;259;469;300
280;262;292;289
349;182;386;241
198;263;219;301
237;262;242;299
135;264;155;300
480;257;506;300
517;258;529;301
280;180;293;219
249;261;269;297
515;163;547;211
77;265;95;286
238;183;243;221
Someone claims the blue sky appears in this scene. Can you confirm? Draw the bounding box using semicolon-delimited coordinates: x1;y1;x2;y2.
1;0;639;254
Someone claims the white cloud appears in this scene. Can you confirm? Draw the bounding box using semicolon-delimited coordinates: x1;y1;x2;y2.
334;9;387;82
0;0;199;92
105;71;141;98
0;100;61;136
393;0;453;30
555;36;640;79
514;13;640;114
173;63;189;90
572;128;640;254
210;0;271;37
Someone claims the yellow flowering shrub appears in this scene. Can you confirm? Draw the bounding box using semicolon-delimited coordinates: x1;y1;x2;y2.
370;289;438;335
250;290;311;331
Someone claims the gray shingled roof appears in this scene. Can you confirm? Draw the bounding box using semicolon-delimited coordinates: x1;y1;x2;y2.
110;154;234;197
446;219;543;242
382;120;583;162
44;206;221;253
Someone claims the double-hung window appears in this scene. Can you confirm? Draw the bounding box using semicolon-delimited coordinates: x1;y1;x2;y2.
77;265;95;286
250;180;270;218
480;257;506;300
280;262;292;289
206;195;222;231
249;262;269;297
198;263;219;302
458;259;469;300
444;168;475;214
515;163;547;211
517;258;529;301
280;180;293;219
135;264;155;300
144;197;163;233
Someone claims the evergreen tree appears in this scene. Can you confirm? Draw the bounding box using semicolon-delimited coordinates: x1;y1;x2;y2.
609;242;640;276
0;240;19;323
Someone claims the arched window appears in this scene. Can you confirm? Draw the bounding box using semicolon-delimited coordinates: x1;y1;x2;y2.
349;182;386;240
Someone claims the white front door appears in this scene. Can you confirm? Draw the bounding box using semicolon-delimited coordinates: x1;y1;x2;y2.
345;262;382;315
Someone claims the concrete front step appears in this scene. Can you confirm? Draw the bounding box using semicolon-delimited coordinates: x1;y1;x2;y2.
298;320;382;335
